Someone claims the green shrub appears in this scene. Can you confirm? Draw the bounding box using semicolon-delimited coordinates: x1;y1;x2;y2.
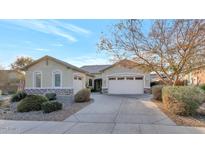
17;95;48;112
45;93;57;101
74;88;91;102
11;91;27;102
199;84;205;92
41;101;62;113
162;86;205;116
152;85;163;100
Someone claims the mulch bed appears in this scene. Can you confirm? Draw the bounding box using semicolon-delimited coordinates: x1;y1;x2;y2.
153;99;205;127
0;99;92;121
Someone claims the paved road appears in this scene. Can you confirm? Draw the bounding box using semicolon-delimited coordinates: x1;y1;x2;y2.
0;94;205;134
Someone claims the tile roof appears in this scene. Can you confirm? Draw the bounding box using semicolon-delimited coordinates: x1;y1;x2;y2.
81;65;111;74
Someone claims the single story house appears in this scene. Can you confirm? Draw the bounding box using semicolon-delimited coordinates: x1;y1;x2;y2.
0;70;24;94
81;60;151;94
23;55;93;95
23;55;151;96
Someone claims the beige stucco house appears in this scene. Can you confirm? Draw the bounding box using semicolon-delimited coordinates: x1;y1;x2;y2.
24;55;151;96
23;55;93;95
82;60;150;94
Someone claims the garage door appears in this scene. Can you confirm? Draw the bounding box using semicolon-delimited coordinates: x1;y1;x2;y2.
108;76;144;94
73;76;84;94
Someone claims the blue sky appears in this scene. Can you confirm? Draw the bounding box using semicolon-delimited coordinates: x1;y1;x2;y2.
0;19;152;68
0;19;122;68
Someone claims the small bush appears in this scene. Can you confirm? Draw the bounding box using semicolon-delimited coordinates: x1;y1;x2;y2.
17;95;48;112
74;88;91;102
41;101;62;113
11;91;27;102
90;88;96;92
45;93;57;101
162;86;205;116
199;84;205;92
152;85;163;101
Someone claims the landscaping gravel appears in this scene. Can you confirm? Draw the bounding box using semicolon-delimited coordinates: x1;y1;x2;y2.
0;100;92;121
153;99;205;127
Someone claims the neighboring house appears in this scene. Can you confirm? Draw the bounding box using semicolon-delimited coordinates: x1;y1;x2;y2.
0;70;24;94
82;60;151;94
184;66;205;85
23;55;151;96
150;73;167;82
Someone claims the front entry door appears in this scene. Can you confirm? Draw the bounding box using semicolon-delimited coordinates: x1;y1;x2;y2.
94;79;102;92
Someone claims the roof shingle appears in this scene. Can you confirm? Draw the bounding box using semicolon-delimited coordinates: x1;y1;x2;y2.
81;65;111;74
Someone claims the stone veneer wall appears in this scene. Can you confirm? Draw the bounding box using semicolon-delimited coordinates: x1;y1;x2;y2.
101;88;108;94
24;88;73;96
144;88;151;94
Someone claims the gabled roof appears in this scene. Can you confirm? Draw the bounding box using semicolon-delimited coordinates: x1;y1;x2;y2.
23;55;93;76
100;59;138;72
81;65;111;74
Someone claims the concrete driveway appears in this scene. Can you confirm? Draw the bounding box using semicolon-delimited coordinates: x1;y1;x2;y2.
1;94;205;134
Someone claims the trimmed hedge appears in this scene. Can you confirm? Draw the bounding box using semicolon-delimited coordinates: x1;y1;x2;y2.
152;85;163;101
11;91;27;102
162;86;205;116
17;95;48;112
41;101;62;113
74;88;91;102
45;93;57;101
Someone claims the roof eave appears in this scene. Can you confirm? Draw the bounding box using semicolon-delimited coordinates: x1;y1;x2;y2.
22;55;90;75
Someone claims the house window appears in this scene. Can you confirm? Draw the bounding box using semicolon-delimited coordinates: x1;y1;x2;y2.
109;77;116;80
74;76;82;80
53;71;61;87
46;60;48;66
89;79;92;86
117;77;125;80
34;72;42;88
126;77;134;80
135;77;143;80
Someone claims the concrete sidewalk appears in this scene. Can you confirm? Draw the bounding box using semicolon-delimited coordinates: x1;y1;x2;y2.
1;120;205;134
0;94;205;134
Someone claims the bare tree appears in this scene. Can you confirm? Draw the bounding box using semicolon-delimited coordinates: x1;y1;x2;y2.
98;20;205;85
11;56;34;71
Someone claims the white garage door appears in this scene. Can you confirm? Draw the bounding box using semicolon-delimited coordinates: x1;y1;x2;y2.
73;76;84;94
108;76;144;94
